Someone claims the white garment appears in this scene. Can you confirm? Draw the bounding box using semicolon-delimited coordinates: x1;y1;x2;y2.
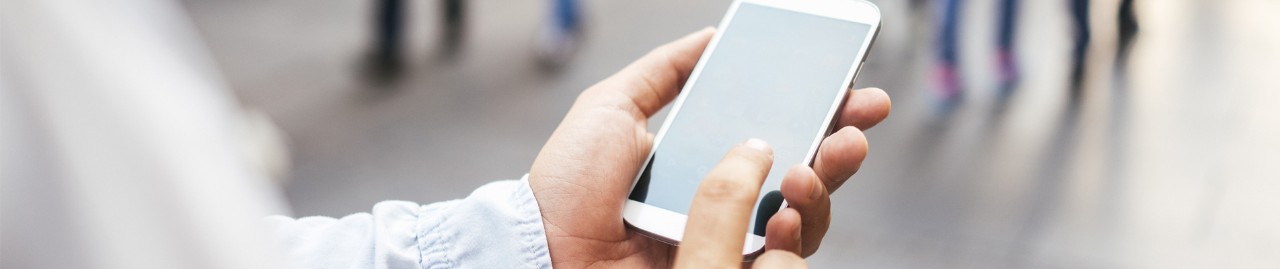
2;0;289;268
0;0;555;268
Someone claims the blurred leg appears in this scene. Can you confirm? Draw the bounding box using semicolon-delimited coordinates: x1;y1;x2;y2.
1116;0;1138;67
1070;0;1090;92
375;0;404;63
534;0;584;69
935;0;964;106
996;0;1018;52
554;0;580;31
442;0;466;53
996;0;1020;96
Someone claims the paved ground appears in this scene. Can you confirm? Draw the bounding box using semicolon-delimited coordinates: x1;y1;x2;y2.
185;0;1280;267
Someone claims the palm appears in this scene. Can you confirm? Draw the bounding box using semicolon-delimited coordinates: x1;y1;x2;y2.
528;82;679;267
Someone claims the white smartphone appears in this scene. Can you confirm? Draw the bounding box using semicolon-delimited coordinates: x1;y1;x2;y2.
623;0;881;256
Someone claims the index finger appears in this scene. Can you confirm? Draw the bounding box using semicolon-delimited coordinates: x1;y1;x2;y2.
836;87;892;130
675;139;774;268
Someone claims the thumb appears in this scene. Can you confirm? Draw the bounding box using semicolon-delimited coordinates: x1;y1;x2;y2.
584;27;715;118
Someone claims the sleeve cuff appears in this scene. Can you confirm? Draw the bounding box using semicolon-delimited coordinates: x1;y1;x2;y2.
414;175;552;269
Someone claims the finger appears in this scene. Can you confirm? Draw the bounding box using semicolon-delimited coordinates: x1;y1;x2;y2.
751;250;809;269
763;208;803;254
837;87;892;130
779;165;830;256
676;139;774;268
811;126;868;192
585;28;715;118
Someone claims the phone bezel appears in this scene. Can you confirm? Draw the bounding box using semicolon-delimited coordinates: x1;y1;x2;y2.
622;0;882;256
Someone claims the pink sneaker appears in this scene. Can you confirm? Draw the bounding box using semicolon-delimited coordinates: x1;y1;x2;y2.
935;62;962;100
933;62;964;113
996;49;1020;100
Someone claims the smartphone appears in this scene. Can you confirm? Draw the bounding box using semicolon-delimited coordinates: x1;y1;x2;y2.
622;0;881;256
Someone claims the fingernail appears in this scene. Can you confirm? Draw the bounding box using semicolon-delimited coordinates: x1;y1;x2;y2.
744;138;772;155
809;175;824;200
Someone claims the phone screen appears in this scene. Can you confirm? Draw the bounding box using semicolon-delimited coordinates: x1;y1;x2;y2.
630;3;872;236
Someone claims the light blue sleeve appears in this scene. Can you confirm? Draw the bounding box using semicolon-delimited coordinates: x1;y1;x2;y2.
265;176;553;269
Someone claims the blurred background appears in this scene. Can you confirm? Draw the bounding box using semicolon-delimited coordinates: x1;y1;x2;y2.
186;0;1279;267
7;0;1280;267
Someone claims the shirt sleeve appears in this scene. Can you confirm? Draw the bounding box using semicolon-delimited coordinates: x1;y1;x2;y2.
265;176;552;269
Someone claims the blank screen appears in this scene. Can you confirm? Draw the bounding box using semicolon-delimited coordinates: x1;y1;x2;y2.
629;3;871;236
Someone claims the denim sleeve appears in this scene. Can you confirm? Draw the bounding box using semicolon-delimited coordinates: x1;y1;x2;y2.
265;176;552;269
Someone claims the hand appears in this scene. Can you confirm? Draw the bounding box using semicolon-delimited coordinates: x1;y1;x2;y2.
676;139;807;268
527;28;892;268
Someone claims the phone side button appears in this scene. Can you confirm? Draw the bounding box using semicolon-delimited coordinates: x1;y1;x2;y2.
849;62;866;89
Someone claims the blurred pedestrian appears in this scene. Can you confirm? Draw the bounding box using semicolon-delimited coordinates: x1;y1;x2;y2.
373;0;406;69
996;0;1020;99
368;0;466;75
932;0;1021;108
934;0;964;110
534;0;585;69
1116;0;1139;69
932;0;1138;105
1069;0;1090;93
1068;0;1140;91
369;0;586;71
